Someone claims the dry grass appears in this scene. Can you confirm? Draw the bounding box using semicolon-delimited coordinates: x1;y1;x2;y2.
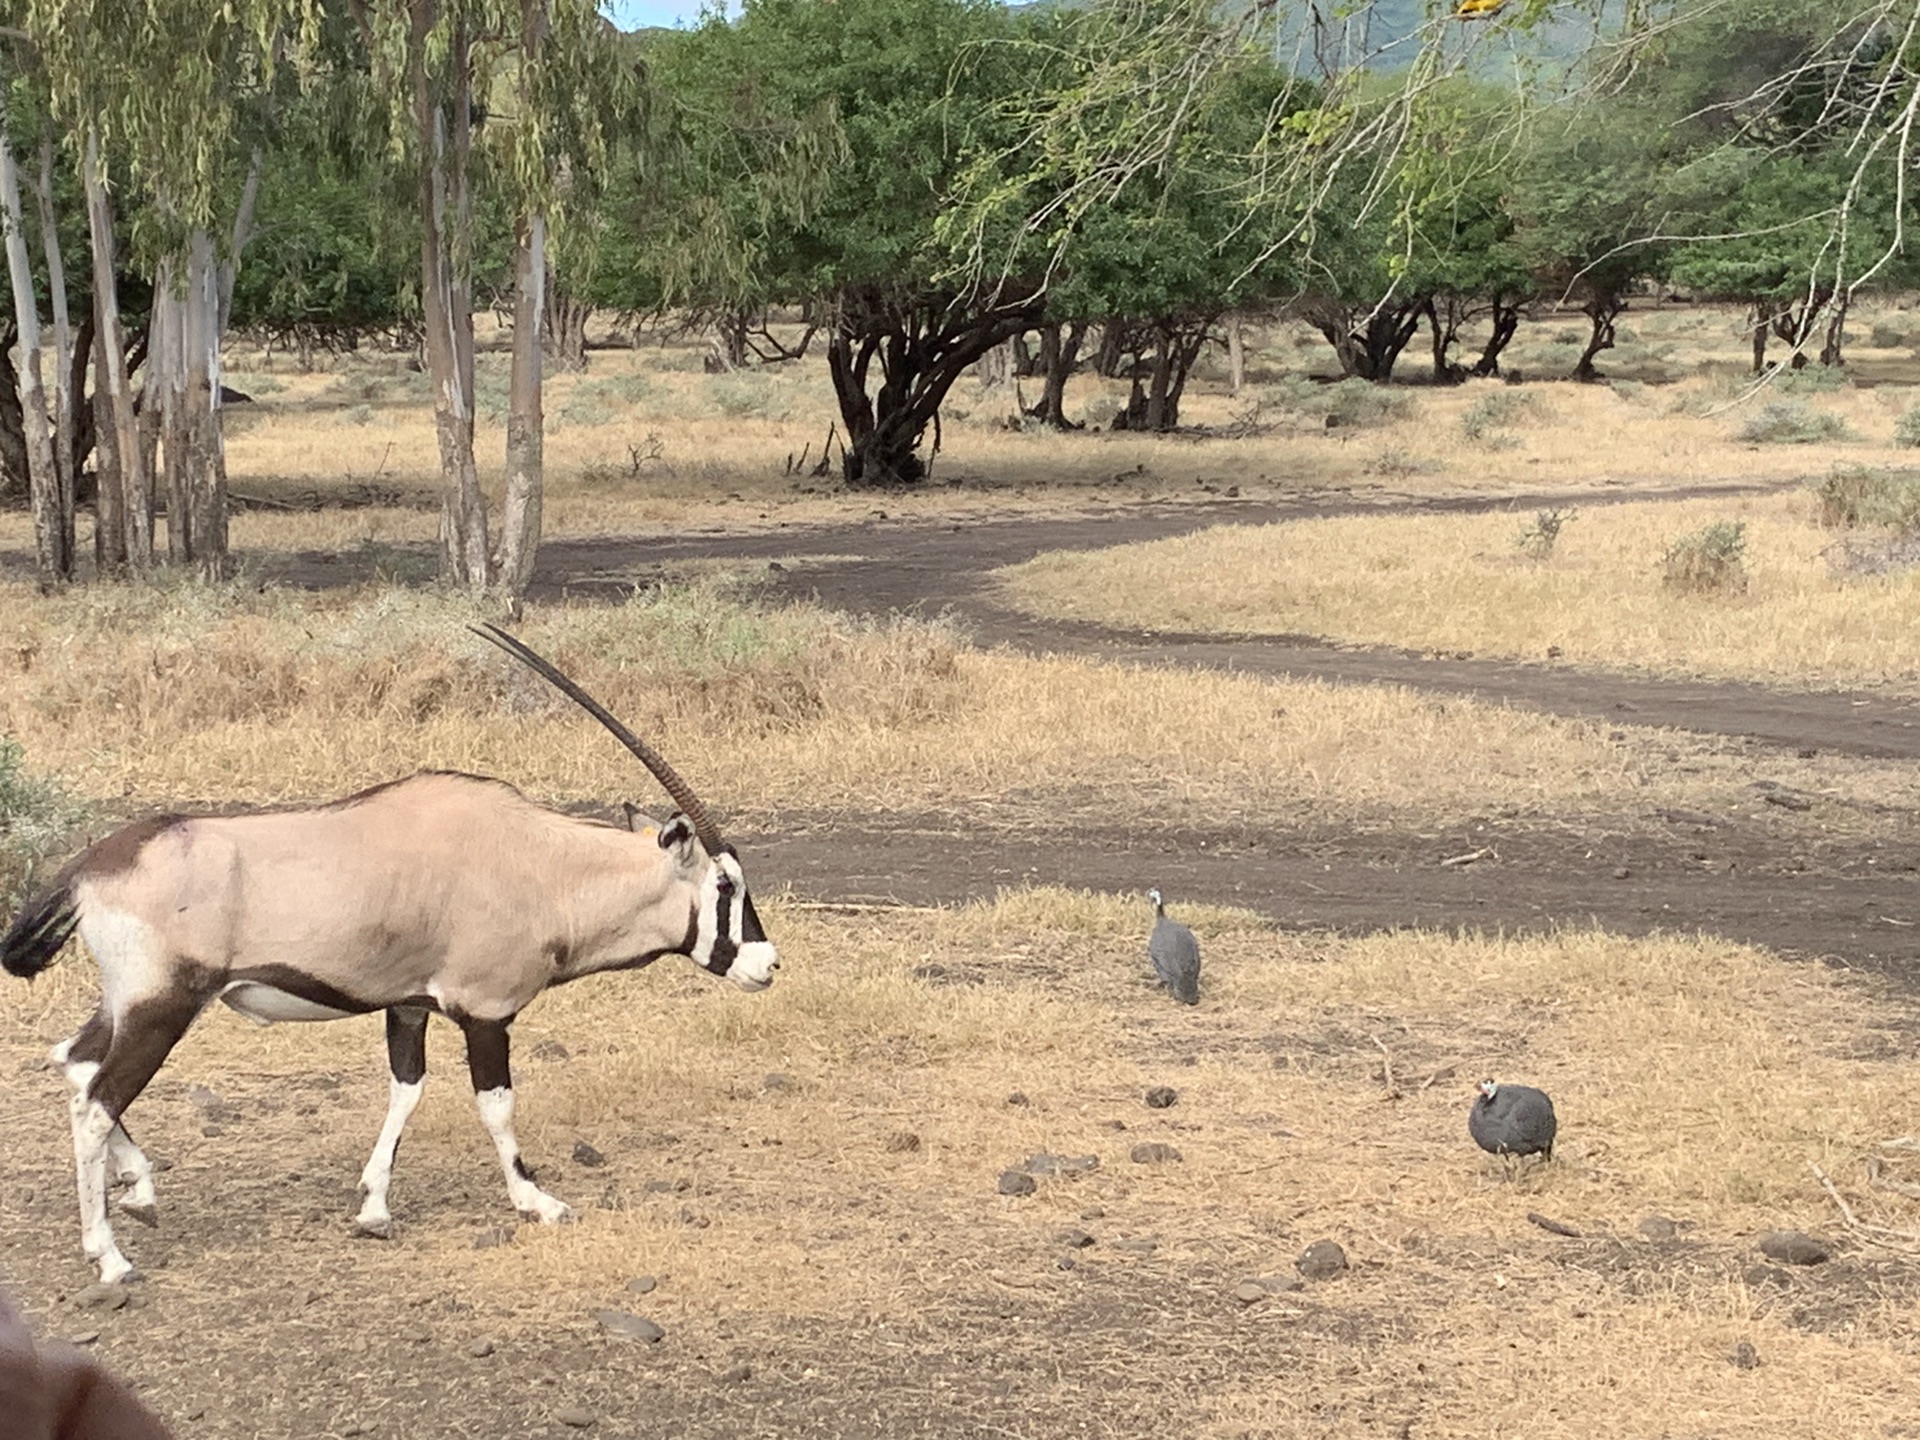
2;889;1914;1436
998;489;1920;692
0;574;1646;829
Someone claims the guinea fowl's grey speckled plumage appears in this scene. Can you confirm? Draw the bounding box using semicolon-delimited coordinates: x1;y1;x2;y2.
1468;1079;1557;1159
1146;889;1201;1005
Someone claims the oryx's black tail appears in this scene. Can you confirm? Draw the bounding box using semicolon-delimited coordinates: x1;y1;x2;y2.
2;882;79;978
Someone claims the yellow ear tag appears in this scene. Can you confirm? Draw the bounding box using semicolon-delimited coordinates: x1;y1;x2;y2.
641;826;659;840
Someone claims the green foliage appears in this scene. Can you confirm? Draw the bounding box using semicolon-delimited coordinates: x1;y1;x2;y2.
1895;406;1920;449
1260;377;1412;428
1814;467;1920;531
1771;363;1849;395
1663;520;1749;595
557;373;656;427
709;372;792;420
0;738;86;911
1738;401;1855;445
1517;507;1576;560
1461;389;1537;444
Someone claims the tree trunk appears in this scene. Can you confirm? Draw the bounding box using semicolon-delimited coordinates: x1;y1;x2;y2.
0;320;25;499
86;131;150;568
33;135;77;562
543;277;588;370
498;212;545;601
415;2;488;593
710;310;748;371
92;321;125;572
183;229;229;580
1310;299;1423;383
1427;301;1451;383
1027;320;1084;430
1010;330;1037;378
1094;322;1129;378
1821;290;1849;367
1471;296;1521;377
150;267;193;565
0;132;69;583
1750;298;1773;375
1226;315;1246;395
219;149;264;338
1572;297;1625;382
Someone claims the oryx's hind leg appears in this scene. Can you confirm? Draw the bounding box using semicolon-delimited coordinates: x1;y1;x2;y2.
69;994;201;1284
52;1013;157;1228
356;1007;429;1240
460;1018;572;1225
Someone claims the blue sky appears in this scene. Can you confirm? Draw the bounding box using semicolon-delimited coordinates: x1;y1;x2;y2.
599;0;738;29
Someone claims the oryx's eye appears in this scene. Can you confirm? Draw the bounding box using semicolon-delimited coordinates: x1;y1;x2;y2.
715;873;737;897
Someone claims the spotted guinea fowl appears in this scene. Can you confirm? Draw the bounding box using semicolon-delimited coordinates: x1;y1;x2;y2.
1146;889;1201;1005
1468;1078;1557;1160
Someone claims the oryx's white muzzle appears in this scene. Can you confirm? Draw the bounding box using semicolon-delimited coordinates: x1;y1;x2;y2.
727;941;778;992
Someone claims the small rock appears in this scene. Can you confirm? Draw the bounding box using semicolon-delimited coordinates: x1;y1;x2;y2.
1056;1255;1077;1271
471;1227;515;1250
1144;1086;1178;1109
1797;748;1817;760
762;1073;793;1093
643;1179;676;1194
401;1326;431;1344
1638;1215;1679;1242
68;1330;100;1347
531;1039;571;1061
1612;866;1631;880
1006;1091;1029;1107
1729;1339;1761;1370
594;1310;665;1342
467;1339;495;1358
626;1275;658;1295
1758;1230;1831;1266
1056;1228;1095;1249
1232;1281;1268;1305
1297;1239;1349;1280
1258;1274;1304;1293
572;1140;606;1168
997;1170;1037;1197
718;1362;752;1383
1743;1264;1792;1290
884;1132;921;1154
1103;1119;1128;1131
555;1407;596;1429
73;1284;130;1311
1110;1237;1159;1255
1022;1152;1099;1177
187;1084;225;1115
1129;1142;1182;1165
341;1427;367;1438
200;1124;224;1138
1079;1206;1106;1221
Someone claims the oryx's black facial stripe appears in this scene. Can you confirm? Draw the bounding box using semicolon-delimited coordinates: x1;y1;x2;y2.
740;890;767;945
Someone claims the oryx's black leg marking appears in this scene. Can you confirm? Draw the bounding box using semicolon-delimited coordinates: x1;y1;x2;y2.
54;1010;158;1227
356;1006;431;1238
70;992;204;1283
459;1016;571;1223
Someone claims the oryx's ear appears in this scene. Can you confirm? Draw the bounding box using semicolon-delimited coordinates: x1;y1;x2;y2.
623;802;644;832
657;813;697;864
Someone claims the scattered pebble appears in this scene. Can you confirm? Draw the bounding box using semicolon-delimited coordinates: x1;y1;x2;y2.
1129;1142;1181;1165
594;1310;665;1342
626;1276;658;1295
1005;1092;1029;1107
762;1073;793;1093
884;1132;921;1154
717;1363;752;1384
1730;1339;1761;1370
1144;1086;1178;1109
73;1284;130;1311
1638;1215;1679;1242
467;1339;495;1358
1079;1206;1106;1221
1232;1281;1267;1305
572;1140;606;1168
1297;1239;1349;1280
1021;1153;1099;1177
1527;1212;1581;1238
531;1039;571;1061
400;1326;431;1345
200;1124;225;1138
1056;1255;1077;1272
997;1170;1037;1197
68;1330;100;1347
1056;1228;1095;1249
1110;1238;1159;1255
1759;1230;1831;1266
1612;866;1631;880
555;1407;596;1429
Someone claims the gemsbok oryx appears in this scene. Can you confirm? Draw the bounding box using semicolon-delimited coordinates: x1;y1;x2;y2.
1;624;778;1284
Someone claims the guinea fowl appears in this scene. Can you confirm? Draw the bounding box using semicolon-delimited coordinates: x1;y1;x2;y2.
1468;1078;1557;1161
1146;889;1201;1005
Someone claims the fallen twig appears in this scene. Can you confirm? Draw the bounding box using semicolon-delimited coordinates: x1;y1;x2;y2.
1810;1162;1920;1251
1419;1064;1458;1092
1441;846;1494;868
1867;1154;1920;1201
1369;1033;1401;1101
1527;1212;1582;1238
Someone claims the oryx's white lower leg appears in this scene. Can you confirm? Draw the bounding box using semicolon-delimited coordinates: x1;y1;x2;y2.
356;1078;424;1237
108;1124;158;1223
475;1087;572;1224
69;1084;134;1285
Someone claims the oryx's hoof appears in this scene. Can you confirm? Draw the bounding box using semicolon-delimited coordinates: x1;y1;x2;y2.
94;1254;137;1287
353;1216;395;1241
116;1200;159;1229
518;1200;575;1226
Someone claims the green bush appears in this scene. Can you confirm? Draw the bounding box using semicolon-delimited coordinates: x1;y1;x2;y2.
1773;364;1849;395
1516;507;1576;560
709;372;792;420
1869;320;1916;349
1663;520;1749;595
1262;376;1412;428
0;738;87;910
1738;401;1856;445
1893;406;1920;449
1814;466;1920;530
1462;390;1537;443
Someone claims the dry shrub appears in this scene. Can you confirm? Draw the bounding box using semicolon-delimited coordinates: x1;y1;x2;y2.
1662;520;1750;595
1814;466;1920;530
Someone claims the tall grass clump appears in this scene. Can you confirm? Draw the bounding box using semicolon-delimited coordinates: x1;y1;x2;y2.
1893;405;1920;449
559;373;656;427
1261;376;1412;429
1662;520;1749;595
0;738;87;908
709;372;792;420
1462;390;1537;446
1814;466;1920;530
1738;400;1855;444
1516;507;1575;560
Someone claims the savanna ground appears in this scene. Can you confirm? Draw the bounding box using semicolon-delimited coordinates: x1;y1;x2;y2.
1;300;1919;1438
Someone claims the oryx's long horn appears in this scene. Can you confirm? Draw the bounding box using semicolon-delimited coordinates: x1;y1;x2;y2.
471;623;724;853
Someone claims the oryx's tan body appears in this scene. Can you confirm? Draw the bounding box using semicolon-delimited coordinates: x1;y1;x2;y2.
77;772;703;1027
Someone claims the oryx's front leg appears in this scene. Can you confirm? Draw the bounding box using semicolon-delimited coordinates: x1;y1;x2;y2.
460;1017;572;1225
54;1013;158;1227
355;1007;429;1239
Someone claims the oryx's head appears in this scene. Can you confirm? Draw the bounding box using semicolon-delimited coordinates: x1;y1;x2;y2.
474;624;779;992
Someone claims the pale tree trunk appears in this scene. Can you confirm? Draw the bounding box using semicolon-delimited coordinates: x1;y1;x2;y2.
85;130;150;568
0;132;69;583
497;212;545;602
415;4;488;593
150;262;193;565
218;149;263;337
1226;315;1246;395
91;322;124;570
33;136;76;561
184;230;228;579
